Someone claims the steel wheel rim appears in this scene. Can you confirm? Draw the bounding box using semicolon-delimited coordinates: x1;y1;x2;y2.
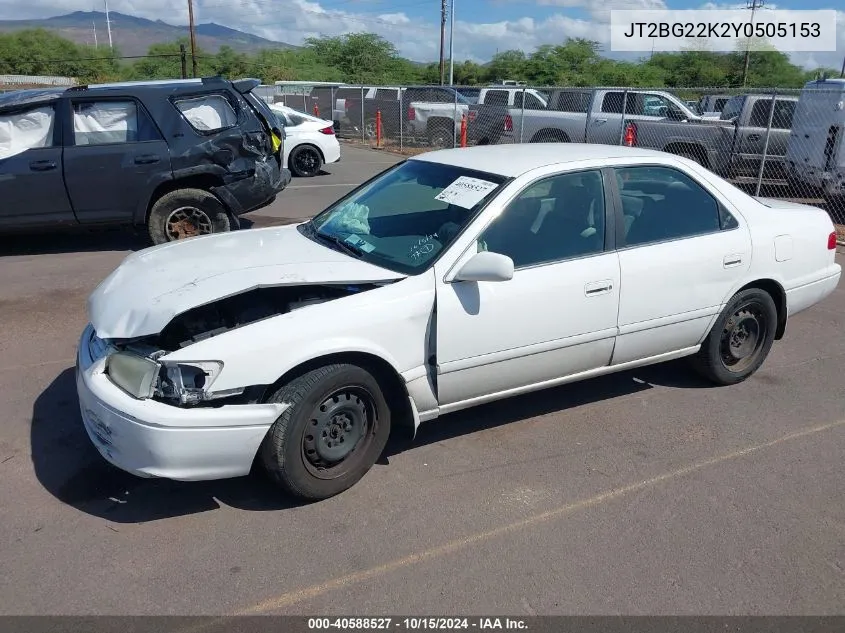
719;301;768;373
364;119;377;139
165;206;213;240
301;386;378;480
294;148;319;175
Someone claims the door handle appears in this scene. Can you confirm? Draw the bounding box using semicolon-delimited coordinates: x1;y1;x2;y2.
593;118;608;124
747;134;760;142
585;280;613;296
29;160;57;171
134;154;160;164
723;254;743;268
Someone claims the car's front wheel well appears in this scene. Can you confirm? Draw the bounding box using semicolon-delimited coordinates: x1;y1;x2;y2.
737;279;787;340
263;352;415;434
144;175;228;224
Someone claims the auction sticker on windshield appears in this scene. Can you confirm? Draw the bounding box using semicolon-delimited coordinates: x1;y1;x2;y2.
435;176;498;209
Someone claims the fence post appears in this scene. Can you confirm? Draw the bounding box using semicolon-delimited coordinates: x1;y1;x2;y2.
399;88;404;152
755;90;778;197
361;85;366;144
179;44;187;79
519;87;526;144
617;89;629;145
453;88;458;148
330;86;335;134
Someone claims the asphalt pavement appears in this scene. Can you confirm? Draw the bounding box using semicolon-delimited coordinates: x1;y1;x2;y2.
0;144;843;616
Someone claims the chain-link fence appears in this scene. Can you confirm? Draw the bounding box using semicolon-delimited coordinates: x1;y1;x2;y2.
268;82;845;225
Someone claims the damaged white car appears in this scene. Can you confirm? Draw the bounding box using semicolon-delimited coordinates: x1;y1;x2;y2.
77;144;841;500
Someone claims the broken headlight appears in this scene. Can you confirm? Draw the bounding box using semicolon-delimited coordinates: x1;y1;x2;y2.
155;360;241;406
105;352;160;400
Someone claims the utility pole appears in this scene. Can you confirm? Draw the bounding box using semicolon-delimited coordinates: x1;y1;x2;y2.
188;0;198;77
742;0;764;87
439;0;446;85
448;0;455;85
92;20;98;49
104;0;113;48
840;54;844;78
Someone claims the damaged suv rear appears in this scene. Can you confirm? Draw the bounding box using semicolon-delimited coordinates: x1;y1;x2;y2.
0;77;289;244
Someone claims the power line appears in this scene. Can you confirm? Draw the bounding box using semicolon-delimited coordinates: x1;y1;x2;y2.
742;0;764;87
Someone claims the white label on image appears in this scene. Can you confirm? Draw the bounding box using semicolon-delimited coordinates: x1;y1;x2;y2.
435;177;498;209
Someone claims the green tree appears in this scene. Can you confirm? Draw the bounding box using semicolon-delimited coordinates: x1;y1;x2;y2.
303;33;399;83
0;29;120;83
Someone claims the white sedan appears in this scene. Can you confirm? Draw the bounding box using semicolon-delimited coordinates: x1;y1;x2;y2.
271;104;340;178
76;144;841;501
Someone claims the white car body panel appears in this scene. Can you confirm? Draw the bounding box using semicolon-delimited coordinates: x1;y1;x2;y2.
77;143;841;482
87;224;405;340
270;105;341;171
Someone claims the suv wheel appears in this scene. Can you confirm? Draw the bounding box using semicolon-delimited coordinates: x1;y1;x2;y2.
147;188;231;245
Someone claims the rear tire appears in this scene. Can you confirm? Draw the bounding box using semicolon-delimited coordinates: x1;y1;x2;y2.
427;121;454;148
260;364;392;501
676;151;705;167
690;288;778;385
147;188;231;246
530;129;569;143
289;144;323;177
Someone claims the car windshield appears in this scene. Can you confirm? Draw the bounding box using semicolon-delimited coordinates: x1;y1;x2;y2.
302;160;508;275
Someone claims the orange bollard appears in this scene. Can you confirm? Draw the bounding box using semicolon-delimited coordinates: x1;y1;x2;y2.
460;113;468;148
313;104;319;117
376;110;383;147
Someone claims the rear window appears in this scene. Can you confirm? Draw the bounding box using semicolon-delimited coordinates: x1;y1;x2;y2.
720;96;745;121
174;94;238;132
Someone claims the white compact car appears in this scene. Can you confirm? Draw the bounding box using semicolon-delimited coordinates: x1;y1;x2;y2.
271;104;340;178
76;144;841;501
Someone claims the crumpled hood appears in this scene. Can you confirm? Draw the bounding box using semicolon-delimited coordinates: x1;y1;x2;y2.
88;223;405;339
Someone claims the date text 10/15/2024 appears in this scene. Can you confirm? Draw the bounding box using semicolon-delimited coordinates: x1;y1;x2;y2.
308;618;528;630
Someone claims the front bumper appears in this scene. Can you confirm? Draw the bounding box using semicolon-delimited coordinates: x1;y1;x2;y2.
76;324;285;482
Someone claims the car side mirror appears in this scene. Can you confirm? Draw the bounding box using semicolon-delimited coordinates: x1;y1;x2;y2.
453;251;514;283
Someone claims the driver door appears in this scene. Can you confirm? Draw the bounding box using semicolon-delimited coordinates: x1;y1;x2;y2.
433;168;622;409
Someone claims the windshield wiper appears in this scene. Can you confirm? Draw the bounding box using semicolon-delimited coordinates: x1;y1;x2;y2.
314;230;365;258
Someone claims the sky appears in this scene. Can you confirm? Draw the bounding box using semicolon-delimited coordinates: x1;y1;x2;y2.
1;0;843;70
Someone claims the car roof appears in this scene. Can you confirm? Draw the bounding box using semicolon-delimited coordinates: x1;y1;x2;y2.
0;88;66;109
410;143;675;178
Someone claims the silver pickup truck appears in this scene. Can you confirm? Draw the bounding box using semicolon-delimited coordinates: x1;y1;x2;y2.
503;88;703;144
623;93;798;180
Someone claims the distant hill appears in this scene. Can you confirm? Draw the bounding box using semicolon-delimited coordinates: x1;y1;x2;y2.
0;11;299;56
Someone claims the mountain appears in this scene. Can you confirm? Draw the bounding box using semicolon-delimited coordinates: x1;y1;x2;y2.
0;11;298;56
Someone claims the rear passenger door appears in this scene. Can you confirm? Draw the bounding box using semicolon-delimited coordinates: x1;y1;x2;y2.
610;164;752;366
0;101;75;228
63;97;171;224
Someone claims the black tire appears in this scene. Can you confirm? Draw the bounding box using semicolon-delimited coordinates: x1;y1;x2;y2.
147;188;231;246
364;117;378;140
260;363;392;500
690;288;778;385
289;144;323;178
676;151;704;167
530;129;569;143
427;121;454;148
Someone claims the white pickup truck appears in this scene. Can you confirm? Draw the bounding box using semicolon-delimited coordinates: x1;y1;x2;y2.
503;87;703;144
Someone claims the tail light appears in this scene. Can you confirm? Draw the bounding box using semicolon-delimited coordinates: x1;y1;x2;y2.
504;114;513;132
468;110;477;122
319;126;335;135
829;231;838;250
408;107;415;121
623;121;636;146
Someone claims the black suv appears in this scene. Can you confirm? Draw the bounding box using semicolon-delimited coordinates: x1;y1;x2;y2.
0;77;290;245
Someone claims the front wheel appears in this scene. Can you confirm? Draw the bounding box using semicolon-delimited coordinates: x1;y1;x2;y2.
147;188;231;245
690;288;778;385
260;364;392;500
